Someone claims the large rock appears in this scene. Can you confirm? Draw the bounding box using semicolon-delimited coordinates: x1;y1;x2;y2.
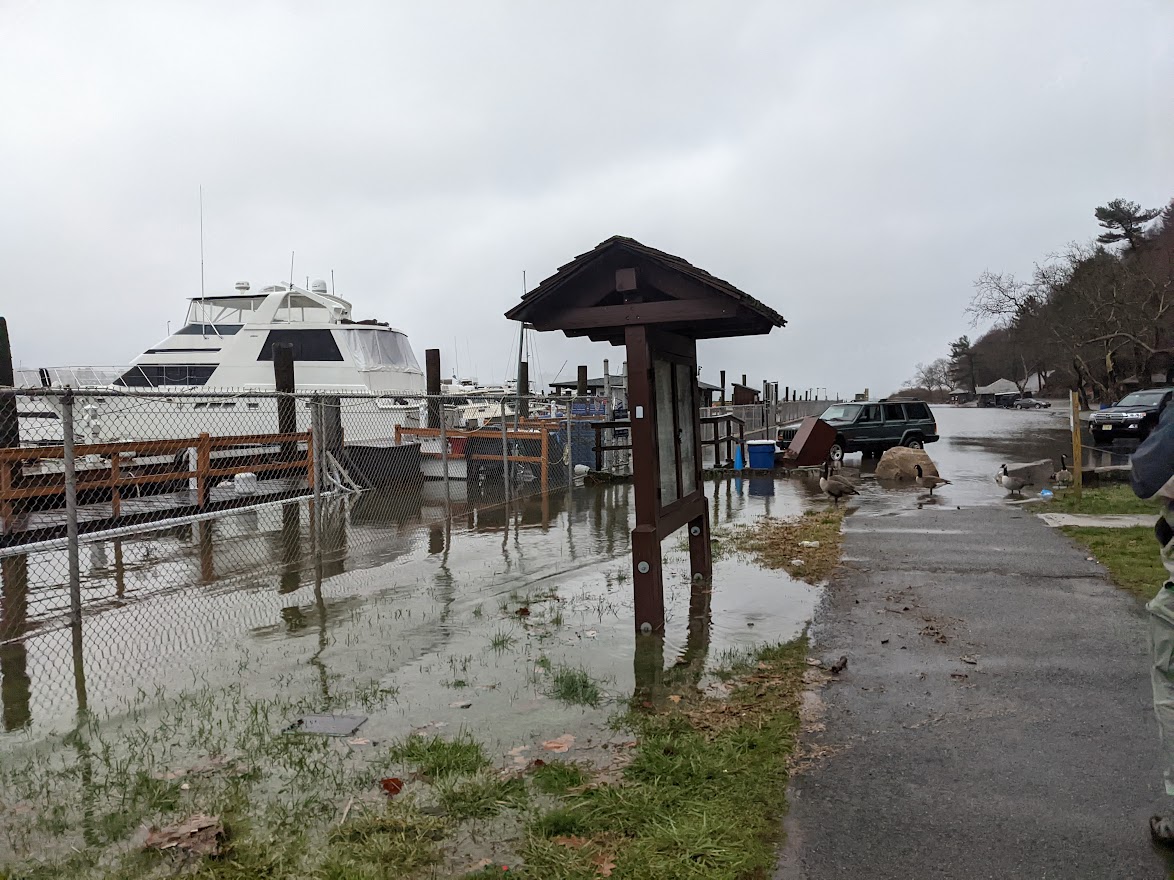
876;446;939;481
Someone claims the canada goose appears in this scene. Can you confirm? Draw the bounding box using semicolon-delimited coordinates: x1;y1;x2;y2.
1055;454;1072;485
999;464;1030;496
913;464;951;496
820;461;859;505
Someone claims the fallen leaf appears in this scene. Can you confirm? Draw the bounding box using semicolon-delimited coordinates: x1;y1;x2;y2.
542;734;575;753
527;758;547;770
553;835;589;848
959;655;978;665
805;658;823;667
668;694;681;704
515;606;531;617
468;858;494;871
380;777;404;797
950;673;968;681
347;737;372;747
143;814;223;857
593;853;617;876
449;700;473;709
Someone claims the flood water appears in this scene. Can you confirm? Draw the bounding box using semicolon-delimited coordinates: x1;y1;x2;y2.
0;401;1137;870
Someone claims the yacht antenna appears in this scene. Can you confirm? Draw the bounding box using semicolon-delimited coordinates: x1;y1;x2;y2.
289;251;295;288
199;187;205;302
199;186;206;338
331;269;335;295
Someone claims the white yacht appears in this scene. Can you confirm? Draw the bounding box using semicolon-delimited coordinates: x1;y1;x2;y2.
54;280;429;443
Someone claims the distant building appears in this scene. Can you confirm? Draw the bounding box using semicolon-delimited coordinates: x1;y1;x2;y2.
975;378;1021;408
731;383;761;405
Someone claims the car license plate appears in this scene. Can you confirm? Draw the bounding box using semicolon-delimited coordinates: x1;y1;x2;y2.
1101;425;1112;431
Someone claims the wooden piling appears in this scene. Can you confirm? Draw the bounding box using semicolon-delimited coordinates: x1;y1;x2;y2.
273;342;296;459
577;365;589;397
426;348;442;429
0;319;21;484
518;361;530;419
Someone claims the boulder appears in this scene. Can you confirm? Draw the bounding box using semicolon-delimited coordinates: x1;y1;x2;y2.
876;446;939;482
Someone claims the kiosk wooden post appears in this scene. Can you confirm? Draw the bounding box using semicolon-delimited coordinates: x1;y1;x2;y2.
506;237;785;632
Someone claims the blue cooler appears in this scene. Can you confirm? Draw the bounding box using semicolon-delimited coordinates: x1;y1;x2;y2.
746;440;777;469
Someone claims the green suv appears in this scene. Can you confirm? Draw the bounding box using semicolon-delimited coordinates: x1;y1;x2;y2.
777;398;939;462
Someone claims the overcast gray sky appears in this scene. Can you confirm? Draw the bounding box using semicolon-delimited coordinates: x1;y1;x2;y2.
2;1;1171;397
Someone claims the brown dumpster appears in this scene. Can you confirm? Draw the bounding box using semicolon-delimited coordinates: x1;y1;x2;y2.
780;417;836;468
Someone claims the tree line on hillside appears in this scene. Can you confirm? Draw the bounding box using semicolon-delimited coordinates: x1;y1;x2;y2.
907;198;1174;405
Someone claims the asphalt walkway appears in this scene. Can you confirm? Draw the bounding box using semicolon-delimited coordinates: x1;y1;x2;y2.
777;505;1170;879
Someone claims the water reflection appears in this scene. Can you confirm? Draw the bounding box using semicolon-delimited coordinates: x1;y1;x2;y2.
1;555;30;731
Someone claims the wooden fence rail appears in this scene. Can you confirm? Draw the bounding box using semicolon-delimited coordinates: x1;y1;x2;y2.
0;431;313;531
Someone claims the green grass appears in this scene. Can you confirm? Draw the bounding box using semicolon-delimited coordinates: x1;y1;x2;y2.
547;665;602;707
436;771;527;820
520;638;809;880
318;801;447;878
1051;484;1160;516
388;732;490;779
1062;526;1167;600
531;761;589;795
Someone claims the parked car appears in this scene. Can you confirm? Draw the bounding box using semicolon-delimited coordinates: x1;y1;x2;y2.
1012;397;1051;409
1088;387;1173;442
777;398;939;462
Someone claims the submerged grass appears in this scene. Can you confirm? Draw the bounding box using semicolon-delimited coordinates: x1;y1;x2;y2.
388;732;490;779
1051;484;1160;516
547;665;602;707
725;510;844;583
1062;525;1167;601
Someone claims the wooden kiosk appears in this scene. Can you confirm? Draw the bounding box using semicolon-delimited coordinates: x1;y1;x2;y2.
506;237;785;633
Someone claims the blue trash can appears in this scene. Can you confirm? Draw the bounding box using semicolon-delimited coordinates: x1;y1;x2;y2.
746;440;777;469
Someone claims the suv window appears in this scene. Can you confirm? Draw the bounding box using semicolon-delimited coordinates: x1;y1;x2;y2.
883;403;905;421
858;404;881;423
904;402;931;420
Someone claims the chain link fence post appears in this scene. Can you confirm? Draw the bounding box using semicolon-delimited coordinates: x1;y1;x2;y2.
500;395;510;497
566;395;574;487
311;393;322;559
61;388;81;625
438;394;450;504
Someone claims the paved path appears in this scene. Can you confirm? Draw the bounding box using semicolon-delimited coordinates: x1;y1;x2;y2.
1038;512;1156;528
777;505;1170;879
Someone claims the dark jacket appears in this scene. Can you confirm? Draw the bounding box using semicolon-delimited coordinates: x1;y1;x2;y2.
1132;404;1174;500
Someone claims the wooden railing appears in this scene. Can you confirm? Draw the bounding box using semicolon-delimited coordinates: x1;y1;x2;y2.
0;431;313;531
700;414;745;467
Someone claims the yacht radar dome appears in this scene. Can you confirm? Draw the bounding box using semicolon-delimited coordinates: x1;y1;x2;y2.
234;281;250;291
311;279;328;293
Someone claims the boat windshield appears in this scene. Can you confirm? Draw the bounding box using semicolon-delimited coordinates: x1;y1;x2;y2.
820;404;861;421
1117;390;1167;407
186;297;265;327
341;329;422;373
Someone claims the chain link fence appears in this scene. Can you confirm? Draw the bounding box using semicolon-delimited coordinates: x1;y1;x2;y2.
0;387;641;723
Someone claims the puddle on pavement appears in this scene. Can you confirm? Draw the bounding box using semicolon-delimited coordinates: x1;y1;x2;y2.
837;405;1135;515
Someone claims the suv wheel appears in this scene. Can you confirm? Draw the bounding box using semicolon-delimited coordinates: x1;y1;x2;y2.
904;435;924;449
828;440;845;462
